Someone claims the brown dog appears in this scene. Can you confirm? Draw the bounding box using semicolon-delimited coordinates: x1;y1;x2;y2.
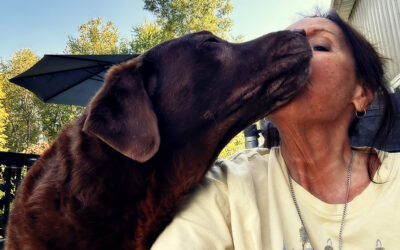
6;30;311;250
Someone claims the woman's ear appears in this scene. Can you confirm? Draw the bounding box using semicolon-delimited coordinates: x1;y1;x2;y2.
351;82;375;111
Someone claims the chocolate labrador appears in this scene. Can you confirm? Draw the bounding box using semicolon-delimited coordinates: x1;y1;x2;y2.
6;30;311;250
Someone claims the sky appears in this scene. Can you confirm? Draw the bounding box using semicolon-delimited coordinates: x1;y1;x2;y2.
0;0;332;61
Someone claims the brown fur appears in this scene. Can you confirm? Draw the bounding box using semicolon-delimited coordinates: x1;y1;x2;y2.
6;30;311;250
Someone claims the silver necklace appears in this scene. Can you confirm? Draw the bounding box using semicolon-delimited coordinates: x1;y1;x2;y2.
287;150;354;250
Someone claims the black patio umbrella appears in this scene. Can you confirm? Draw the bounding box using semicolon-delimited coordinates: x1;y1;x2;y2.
9;54;137;106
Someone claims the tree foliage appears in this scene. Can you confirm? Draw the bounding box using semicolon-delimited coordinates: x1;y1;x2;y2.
0;49;41;152
65;18;129;55
0;76;8;151
144;0;233;38
36;102;82;142
0;50;83;152
131;0;237;53
131;20;170;54
218;132;245;159
23;141;49;155
0;17;134;150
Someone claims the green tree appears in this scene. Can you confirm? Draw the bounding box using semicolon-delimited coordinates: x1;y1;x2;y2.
131;0;240;53
65;17;129;55
143;0;233;38
0;50;82;151
0;49;41;152
0;75;8;151
36;102;82;142
218;132;245;159
131;20;170;53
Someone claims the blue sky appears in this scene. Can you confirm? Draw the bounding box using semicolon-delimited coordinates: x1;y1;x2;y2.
0;0;331;60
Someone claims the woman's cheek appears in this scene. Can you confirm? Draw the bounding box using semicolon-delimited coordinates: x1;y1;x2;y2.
309;54;335;83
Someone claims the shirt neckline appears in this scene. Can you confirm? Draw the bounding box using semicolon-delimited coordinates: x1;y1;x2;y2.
273;147;395;219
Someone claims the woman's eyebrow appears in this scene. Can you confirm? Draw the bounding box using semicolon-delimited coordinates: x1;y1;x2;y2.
308;27;348;47
308;28;337;37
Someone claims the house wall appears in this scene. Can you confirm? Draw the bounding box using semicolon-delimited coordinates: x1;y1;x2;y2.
347;0;400;90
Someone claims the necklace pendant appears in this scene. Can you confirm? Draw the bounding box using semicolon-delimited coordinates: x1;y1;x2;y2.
299;226;310;246
376;239;385;250
324;238;334;250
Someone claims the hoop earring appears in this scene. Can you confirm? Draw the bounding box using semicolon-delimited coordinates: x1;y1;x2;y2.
356;108;366;119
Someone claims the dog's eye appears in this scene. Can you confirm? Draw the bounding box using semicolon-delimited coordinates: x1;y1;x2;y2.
313;45;330;52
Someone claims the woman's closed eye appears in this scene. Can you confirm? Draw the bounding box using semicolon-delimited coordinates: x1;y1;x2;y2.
313;45;330;52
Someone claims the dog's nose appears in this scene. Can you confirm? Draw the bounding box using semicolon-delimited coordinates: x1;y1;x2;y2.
292;29;306;37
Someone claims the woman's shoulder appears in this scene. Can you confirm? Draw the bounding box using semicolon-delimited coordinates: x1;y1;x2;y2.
385;151;400;161
373;149;400;171
375;151;400;177
205;147;277;186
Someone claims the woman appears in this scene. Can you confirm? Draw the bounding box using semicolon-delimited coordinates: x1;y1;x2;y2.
151;11;398;250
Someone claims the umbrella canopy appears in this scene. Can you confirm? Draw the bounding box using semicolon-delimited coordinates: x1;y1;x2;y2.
9;54;137;106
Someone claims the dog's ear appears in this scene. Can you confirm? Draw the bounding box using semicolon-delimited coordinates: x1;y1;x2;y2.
83;59;160;163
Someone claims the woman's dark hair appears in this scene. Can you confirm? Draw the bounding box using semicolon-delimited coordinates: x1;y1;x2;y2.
318;10;395;180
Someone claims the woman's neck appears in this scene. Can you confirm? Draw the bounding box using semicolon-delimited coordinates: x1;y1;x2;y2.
278;122;374;204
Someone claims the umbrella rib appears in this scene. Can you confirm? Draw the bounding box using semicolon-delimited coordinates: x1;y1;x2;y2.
43;66;107;103
89;76;105;82
10;64;109;81
51;54;134;64
11;54;136;81
82;67;109;82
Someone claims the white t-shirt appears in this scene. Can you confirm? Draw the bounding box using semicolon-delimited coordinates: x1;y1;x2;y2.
151;147;400;250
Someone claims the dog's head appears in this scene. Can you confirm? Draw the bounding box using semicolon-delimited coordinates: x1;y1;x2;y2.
83;31;311;162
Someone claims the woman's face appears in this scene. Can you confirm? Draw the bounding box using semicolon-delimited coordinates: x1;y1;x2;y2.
269;17;365;126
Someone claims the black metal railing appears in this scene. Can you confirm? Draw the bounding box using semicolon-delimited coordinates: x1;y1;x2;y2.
0;151;39;246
